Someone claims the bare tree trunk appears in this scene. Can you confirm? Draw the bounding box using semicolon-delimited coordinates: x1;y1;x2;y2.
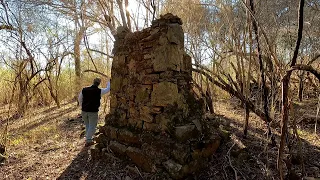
124;0;131;31
116;0;128;29
243;0;253;138
249;0;270;124
205;85;214;114
278;1;305;179
298;73;304;102
74;26;85;96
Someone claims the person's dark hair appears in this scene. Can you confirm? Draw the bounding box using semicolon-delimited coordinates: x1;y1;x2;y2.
93;77;101;86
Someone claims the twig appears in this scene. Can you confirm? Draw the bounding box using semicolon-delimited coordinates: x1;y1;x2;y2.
227;142;238;180
88;48;114;58
315;94;320;134
223;164;229;180
234;166;247;180
135;165;144;180
112;172;121;180
83;69;109;78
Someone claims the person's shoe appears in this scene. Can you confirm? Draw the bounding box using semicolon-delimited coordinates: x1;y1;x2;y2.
85;141;94;147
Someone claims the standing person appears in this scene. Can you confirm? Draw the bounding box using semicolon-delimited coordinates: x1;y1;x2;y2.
78;77;111;147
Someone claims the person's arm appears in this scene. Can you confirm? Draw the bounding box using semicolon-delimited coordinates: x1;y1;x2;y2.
78;91;83;106
101;81;111;96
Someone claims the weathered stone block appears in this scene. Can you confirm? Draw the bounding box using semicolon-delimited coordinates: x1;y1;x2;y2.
129;106;139;118
159;71;174;80
111;76;122;92
158;35;168;45
153;45;183;72
141;74;159;85
128;58;137;73
151;82;179;106
115;109;127;126
192;137;221;159
167;23;184;45
112;55;126;70
192;119;203;132
181;54;192;72
155;114;169;131
110;95;118;109
118;97;128;109
128;118;143;129
175;125;197;142
109;141;127;156
144;68;154;74
151;107;162;114
163;159;182;179
117;129;141;145
94;133;109;147
171;144;190;165
139;106;153;123
143;122;160;132
90;144;101;161
137;59;153;71
126;146;156;173
181;159;203;177
142;143;169;165
143;53;152;59
104;126;118;140
135;86;150;103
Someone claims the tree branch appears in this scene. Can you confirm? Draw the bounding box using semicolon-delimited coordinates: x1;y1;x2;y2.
0;24;15;31
289;64;320;80
88;48;114;58
83;69;109;78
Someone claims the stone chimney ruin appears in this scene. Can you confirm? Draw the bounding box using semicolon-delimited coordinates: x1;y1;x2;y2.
94;14;221;179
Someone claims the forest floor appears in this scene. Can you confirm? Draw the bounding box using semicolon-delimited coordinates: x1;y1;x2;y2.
0;98;319;180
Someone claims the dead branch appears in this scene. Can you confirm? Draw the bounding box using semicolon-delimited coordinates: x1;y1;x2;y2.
227;142;238;180
83;69;109;78
0;24;15;31
88;48;114;58
289;64;320;80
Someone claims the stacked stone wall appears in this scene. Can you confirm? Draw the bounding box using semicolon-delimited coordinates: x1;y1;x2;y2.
94;14;221;179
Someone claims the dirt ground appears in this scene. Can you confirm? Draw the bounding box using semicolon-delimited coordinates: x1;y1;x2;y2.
0;99;319;180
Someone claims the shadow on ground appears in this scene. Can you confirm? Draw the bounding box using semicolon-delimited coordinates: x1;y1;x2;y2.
56;146;148;180
56;112;320;180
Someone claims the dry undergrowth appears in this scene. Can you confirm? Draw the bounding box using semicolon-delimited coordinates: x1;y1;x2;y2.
203;98;320;180
0;99;319;180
